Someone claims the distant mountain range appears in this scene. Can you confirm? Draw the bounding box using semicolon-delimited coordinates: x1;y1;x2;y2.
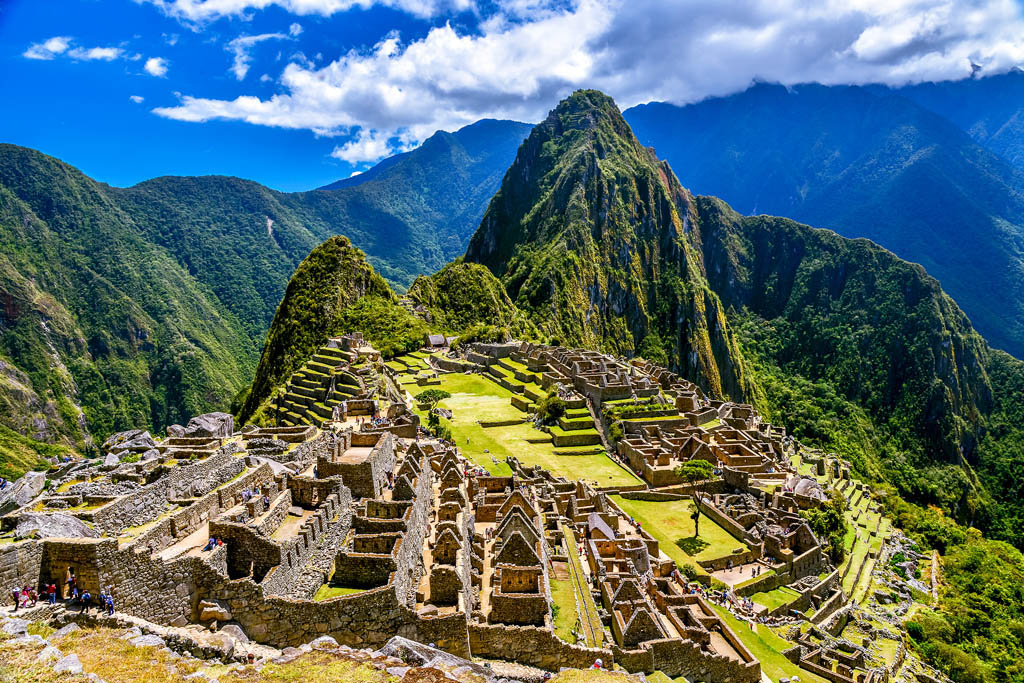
623;74;1024;359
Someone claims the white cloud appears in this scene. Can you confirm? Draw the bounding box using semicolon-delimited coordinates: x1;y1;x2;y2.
330;129;405;162
227;32;294;80
145;56;169;76
67;46;124;61
130;95;145;103
153;0;1024;162
23;36;72;60
142;0;475;23
289;22;303;36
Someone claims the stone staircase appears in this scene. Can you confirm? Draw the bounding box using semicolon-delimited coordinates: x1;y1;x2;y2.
270;344;366;427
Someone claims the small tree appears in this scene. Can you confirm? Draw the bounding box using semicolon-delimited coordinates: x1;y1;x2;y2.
674;459;715;538
415;389;451;407
535;394;567;424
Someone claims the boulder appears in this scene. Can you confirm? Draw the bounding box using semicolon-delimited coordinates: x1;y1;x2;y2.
36;645;63;663
100;452;121;470
130;634;167;649
110;431;156;454
167;424;186;438
219;624;249;644
140;448;161;461
1;618;29;636
310;635;338;650
199;600;232;622
375;636;494;679
51;622;81;640
185;413;234;439
0;471;47;514
15;512;101;539
102;429;144;452
52;653;83;675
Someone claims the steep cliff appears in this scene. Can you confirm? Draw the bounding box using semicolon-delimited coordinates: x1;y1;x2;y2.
465;90;748;400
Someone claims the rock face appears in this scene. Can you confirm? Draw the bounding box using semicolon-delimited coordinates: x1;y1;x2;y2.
15;512;101;539
167;424;185;437
463;89;748;400
199;600;232;623
0;471;46;514
52;653;83;674
184;413;234;439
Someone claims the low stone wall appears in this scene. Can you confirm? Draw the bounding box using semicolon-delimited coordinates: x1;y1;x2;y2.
468;623;606;671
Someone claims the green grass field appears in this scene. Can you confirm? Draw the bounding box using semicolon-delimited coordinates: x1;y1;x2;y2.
549;578;579;643
313;585;364;601
750;585;800;611
412;373;640;486
610;496;748;567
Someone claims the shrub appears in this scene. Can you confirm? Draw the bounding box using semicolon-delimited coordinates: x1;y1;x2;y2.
535;395;567;424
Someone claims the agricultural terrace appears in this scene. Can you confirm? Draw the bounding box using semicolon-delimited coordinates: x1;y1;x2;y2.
407;372;640;487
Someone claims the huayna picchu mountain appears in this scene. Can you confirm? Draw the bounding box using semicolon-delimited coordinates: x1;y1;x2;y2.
465;90;748;401
464;89;1022;540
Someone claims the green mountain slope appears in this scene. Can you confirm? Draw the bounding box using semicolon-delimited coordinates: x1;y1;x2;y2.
0;144;254;471
464;90;747;400
623;83;1024;358
237;235;426;424
406;261;537;340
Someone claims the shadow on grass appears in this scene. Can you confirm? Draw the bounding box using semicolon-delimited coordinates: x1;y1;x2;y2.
675;536;710;556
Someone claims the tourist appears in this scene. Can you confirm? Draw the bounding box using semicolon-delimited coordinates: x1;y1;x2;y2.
104;591;114;616
26;585;37;607
64;567;75;600
0;477;6;490
262;494;270;508
47;583;57;605
80;589;91;613
10;585;19;612
592;658;603;670
203;537;217;552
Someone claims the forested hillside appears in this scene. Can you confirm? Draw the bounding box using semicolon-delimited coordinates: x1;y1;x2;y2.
624;83;1024;359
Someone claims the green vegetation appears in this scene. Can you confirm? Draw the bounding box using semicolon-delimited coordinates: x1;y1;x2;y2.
535;394;567;424
238;236;428;423
0;424;69;479
463;89;748;400
549;578;579;643
673;459;715;538
407;261;537;339
887;496;1024;683
750;586;800;611
709;604;828;683
408;373;639;486
313;584;365;601
802;490;850;564
611;496;747;565
414;389;450;406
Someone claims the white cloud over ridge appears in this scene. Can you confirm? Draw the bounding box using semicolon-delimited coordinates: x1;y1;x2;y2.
153;0;1024;162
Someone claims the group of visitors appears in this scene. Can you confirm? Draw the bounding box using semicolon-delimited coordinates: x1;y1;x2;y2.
202;537;225;552
0;476;7;491
10;567;115;616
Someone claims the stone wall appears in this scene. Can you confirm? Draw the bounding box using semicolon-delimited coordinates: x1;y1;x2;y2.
0;539;42;590
92;451;246;536
468;623;607;670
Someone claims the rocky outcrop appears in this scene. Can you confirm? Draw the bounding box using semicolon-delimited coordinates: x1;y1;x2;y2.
15;512;100;539
184;413;234;439
0;471;45;515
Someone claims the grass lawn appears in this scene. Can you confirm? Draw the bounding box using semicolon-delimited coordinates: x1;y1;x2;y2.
313;584;365;601
611;496;748;567
750;585;800;611
414;374;640;486
710;604;829;683
549;578;579;643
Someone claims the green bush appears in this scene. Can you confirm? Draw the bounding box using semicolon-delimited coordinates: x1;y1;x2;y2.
415;389;451;406
535;395;567;424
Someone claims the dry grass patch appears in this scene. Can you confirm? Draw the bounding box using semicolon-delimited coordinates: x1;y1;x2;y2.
58;627;204;682
220;651;398;682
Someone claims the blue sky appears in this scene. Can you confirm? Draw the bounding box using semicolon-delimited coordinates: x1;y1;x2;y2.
3;0;1024;192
